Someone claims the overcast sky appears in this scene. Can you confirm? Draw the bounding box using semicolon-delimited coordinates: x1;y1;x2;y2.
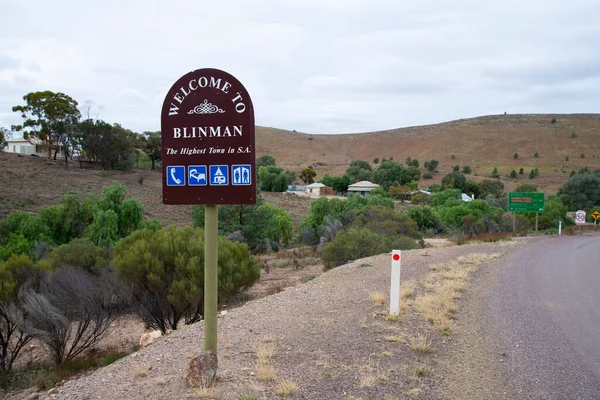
1;0;598;135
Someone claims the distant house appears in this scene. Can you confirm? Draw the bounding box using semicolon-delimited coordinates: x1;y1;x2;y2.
347;181;380;196
3;137;63;158
306;182;334;196
461;193;474;202
3;137;36;155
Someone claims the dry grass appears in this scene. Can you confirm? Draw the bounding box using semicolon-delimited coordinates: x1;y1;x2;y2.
256;341;277;382
256;343;277;360
265;282;287;295
359;374;378;388
411;364;431;378
404;388;424;397
370;291;386;306
193;387;219;398
384;335;405;343
256;362;277;382
408;334;434;354
262;336;275;343
275;380;298;397
414;253;499;334
400;280;417;299
133;367;148;378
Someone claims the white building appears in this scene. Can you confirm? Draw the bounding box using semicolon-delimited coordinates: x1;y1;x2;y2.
347;181;380;196
3;137;37;155
306;182;326;195
3;137;63;157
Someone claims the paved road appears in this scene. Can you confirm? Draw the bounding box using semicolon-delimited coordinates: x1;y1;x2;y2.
480;234;600;399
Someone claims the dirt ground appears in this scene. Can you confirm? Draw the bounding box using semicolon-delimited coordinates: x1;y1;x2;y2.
0;152;314;228
3;238;524;400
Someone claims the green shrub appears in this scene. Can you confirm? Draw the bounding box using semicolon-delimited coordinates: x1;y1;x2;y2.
85;210;119;247
113;227;260;333
407;205;441;232
321;227;419;270
0;212;52;260
320;207;422;269
410;192;429;204
491;167;499;179
192;196;292;252
46;239;108;274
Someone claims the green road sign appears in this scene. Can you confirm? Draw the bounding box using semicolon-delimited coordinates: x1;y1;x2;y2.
508;192;545;212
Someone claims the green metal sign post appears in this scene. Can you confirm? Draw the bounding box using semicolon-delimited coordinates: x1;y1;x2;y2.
204;205;218;353
508;192;545;232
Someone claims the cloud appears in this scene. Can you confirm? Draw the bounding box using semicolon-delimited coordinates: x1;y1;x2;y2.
0;0;598;134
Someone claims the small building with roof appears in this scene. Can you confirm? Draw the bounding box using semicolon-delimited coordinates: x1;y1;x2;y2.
347;181;380;196
306;182;334;196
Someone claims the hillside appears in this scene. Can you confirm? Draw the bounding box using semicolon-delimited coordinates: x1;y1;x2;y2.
1;113;599;222
257;113;600;193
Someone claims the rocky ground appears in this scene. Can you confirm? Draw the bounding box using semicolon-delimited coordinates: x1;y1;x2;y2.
4;239;526;400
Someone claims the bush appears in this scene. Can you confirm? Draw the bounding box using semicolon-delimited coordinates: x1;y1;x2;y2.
515;184;537;192
113;227;259;333
19;265;125;365
192;197;292;252
407;206;442;232
441;171;467;192
411;192;429;204
85;210;119;247
490;167;499;179
478;180;504;199
436;199;503;230
551;118;557;123
501;213;531;232
320;207;422;269
0;255;50;373
462;165;472;174
46;239;108;274
0;212;52;261
321;227;419;270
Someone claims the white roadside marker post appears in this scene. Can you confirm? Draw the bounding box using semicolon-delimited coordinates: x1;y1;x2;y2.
390;250;401;317
558;220;562;236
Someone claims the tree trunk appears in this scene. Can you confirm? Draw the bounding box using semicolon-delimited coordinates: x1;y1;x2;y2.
46;134;51;160
151;160;155;170
53;147;58;160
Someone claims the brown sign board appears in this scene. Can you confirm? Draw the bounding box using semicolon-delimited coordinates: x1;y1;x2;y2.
161;68;256;205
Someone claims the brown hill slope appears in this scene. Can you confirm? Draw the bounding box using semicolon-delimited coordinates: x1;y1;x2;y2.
1;114;598;223
258;113;600;193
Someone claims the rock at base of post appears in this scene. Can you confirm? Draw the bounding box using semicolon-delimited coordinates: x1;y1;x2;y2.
185;350;218;388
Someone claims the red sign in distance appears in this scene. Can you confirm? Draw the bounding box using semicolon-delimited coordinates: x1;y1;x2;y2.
393;254;400;261
161;68;256;205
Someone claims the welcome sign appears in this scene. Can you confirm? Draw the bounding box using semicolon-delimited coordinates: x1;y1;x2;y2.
161;68;256;205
